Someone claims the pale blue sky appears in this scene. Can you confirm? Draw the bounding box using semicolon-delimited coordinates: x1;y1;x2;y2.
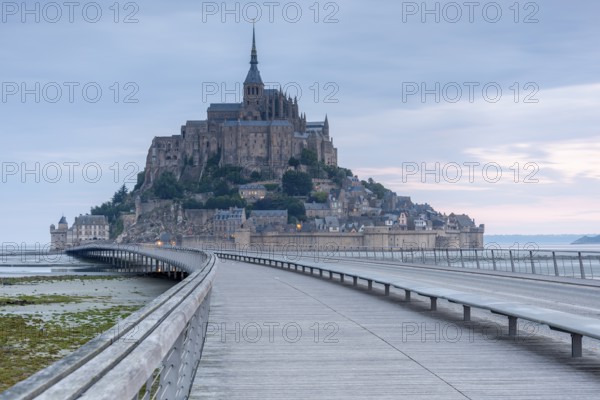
1;0;600;244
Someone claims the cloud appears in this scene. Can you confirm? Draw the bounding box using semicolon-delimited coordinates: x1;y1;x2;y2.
3;1;600;242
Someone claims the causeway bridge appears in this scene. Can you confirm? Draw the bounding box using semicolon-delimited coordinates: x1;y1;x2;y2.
2;245;600;399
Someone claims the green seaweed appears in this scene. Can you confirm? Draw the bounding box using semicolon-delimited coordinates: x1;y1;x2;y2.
0;303;141;391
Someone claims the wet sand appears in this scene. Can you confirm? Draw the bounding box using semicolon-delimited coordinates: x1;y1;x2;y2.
0;276;177;318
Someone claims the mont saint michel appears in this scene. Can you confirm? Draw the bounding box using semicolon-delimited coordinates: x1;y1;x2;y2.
50;27;484;250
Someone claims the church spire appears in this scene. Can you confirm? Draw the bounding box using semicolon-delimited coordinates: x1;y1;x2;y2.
250;22;258;65
244;22;263;85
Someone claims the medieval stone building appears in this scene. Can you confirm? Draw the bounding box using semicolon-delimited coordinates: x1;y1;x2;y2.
143;27;338;188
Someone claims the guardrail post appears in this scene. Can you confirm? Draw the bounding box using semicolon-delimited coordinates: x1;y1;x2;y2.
572;334;583;357
553;252;559;276
384;284;390;296
529;251;536;274
578;252;586;279
404;290;411;301
491;250;497;271
430;297;437;311
463;306;471;321
368;280;373;290
446;249;451;267
460;249;465;268
433;249;437;264
509;250;515;272
475;250;480;269
508;316;517;337
353;276;358;286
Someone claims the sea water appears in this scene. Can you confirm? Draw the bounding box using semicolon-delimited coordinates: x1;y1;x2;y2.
0;250;114;278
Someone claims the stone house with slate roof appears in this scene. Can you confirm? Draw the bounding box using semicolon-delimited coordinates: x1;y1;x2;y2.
213;208;246;238
248;210;288;233
50;215;109;249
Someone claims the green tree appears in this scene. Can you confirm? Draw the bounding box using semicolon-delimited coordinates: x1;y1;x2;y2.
322;164;353;186
112;184;128;204
205;195;246;209
250;171;262;181
182;198;204;209
362;177;388;199
252;195;306;222
153;172;183;199
282;170;313;196
300;149;318;166
288;156;300;168
309;191;328;203
134;170;145;191
91;185;135;239
213;180;230;197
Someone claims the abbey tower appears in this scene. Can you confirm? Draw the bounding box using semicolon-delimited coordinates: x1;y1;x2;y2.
143;26;337;188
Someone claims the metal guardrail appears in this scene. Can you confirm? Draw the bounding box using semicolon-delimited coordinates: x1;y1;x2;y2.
218;251;600;358
210;245;600;280
1;245;216;400
337;248;600;279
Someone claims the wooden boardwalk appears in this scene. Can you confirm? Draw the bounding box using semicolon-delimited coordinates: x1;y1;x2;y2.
190;259;600;399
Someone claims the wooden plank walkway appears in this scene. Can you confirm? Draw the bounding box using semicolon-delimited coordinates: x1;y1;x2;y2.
190;259;600;399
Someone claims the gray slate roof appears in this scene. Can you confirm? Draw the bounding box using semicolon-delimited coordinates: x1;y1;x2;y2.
304;202;330;211
208;103;242;112
74;215;108;226
453;214;475;228
250;210;288;218
215;208;245;221
240;184;266;190
222;120;292;127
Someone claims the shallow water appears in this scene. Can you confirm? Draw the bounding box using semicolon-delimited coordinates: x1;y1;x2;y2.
0;251;118;278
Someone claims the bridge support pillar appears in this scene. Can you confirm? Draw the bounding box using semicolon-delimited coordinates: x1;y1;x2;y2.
430;297;437;311
508;316;517;337
463;305;471;321
572;334;583;357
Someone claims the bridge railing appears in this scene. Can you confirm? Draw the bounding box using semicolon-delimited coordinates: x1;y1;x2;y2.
214;244;600;280
217;251;600;358
338;247;599;280
1;244;217;400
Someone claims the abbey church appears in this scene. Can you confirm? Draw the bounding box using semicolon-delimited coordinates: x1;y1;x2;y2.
143;27;338;187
